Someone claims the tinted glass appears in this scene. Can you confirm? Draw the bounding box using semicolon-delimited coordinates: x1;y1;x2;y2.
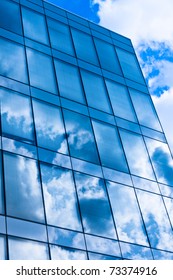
22;7;49;44
0;153;4;214
120;130;155;180
94;38;122;75
33;99;68;154
0;88;34;143
130;89;162;131
50;245;87;260
105;80;137;122
26;48;56;94
4;153;45;222
75;172;116;238
107;181;148;245
40;163;82;231
0;38;28;83
0;0;22;34
47;19;74;55
120;242;153;260
92;120;128;172
0;235;6;260
55;60;85;104
63;110;99;164
71;29;99;65
116;48;145;84
81;70;112;113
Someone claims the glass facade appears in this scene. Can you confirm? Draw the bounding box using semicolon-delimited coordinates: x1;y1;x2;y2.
0;0;173;260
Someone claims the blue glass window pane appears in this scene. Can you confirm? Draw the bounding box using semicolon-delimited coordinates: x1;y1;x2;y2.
0;153;4;215
47;18;74;55
75;172;116;238
164;197;173;228
4;153;45;223
81;70;112;113
130;89;162;131
63;110;99;164
120;130;155;180
8;237;49;260
120;242;153;260
92;120;128;172
55;60;85;104
22;7;49;45
0;0;22;35
136;189;173;251
152;249;173;260
0;88;34;143
26;48;57;94
0;216;6;234
88;252;120;260
145;138;173;186
0;235;6;260
105;80;137;122
0;38;28;83
71;29;99;65
116;48;145;84
94;38;122;75
50;245;87;260
40;163;82;231
107;181;148;245
33;99;68;154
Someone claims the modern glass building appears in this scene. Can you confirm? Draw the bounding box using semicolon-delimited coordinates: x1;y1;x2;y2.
1;0;173;260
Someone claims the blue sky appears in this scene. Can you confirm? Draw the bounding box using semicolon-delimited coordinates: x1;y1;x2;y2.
46;0;173;152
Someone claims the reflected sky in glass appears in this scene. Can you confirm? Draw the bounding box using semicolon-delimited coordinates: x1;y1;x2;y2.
50;245;87;260
0;235;6;260
120;242;153;260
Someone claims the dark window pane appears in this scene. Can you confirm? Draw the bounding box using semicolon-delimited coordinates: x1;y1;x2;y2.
47;18;74;55
26;48;56;94
0;0;22;34
41;163;82;231
71;29;99;65
81;70;112;113
130;89;162;131
0;38;28;83
33;99;68;154
55;60;85;104
0;153;4;215
0;88;34;143
116;48;145;84
75;172;116;238
105;80;137;122
4;153;45;223
92;120;128;172
22;7;49;45
63;110;99;164
94;38;122;75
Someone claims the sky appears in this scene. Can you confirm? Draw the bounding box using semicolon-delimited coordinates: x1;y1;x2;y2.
46;0;173;153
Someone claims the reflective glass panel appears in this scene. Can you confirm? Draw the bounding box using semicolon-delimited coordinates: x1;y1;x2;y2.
50;245;87;260
120;242;153;260
47;19;74;55
0;88;34;143
0;38;28;83
105;80;137;122
92;120;128;172
55;60;85;104
33;99;68;154
88;252;120;260
94;38;122;75
116;48;145;84
0;235;6;260
159;184;173;198
0;153;4;214
0;216;6;234
4;153;45;223
120;130;155;180
71;29;99;65
136;189;173;251
164;197;173;227
130;89;162;131
63;110;99;164
26;48;57;94
132;176;160;194
8;237;49;260
0;0;22;34
75;172;116;238
80;70;112;113
145;138;173;186
85;235;121;257
40;163;82;231
22;7;49;44
107;182;148;245
48;227;85;250
152;249;173;260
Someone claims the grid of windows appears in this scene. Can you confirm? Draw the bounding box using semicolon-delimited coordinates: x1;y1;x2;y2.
0;0;173;260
